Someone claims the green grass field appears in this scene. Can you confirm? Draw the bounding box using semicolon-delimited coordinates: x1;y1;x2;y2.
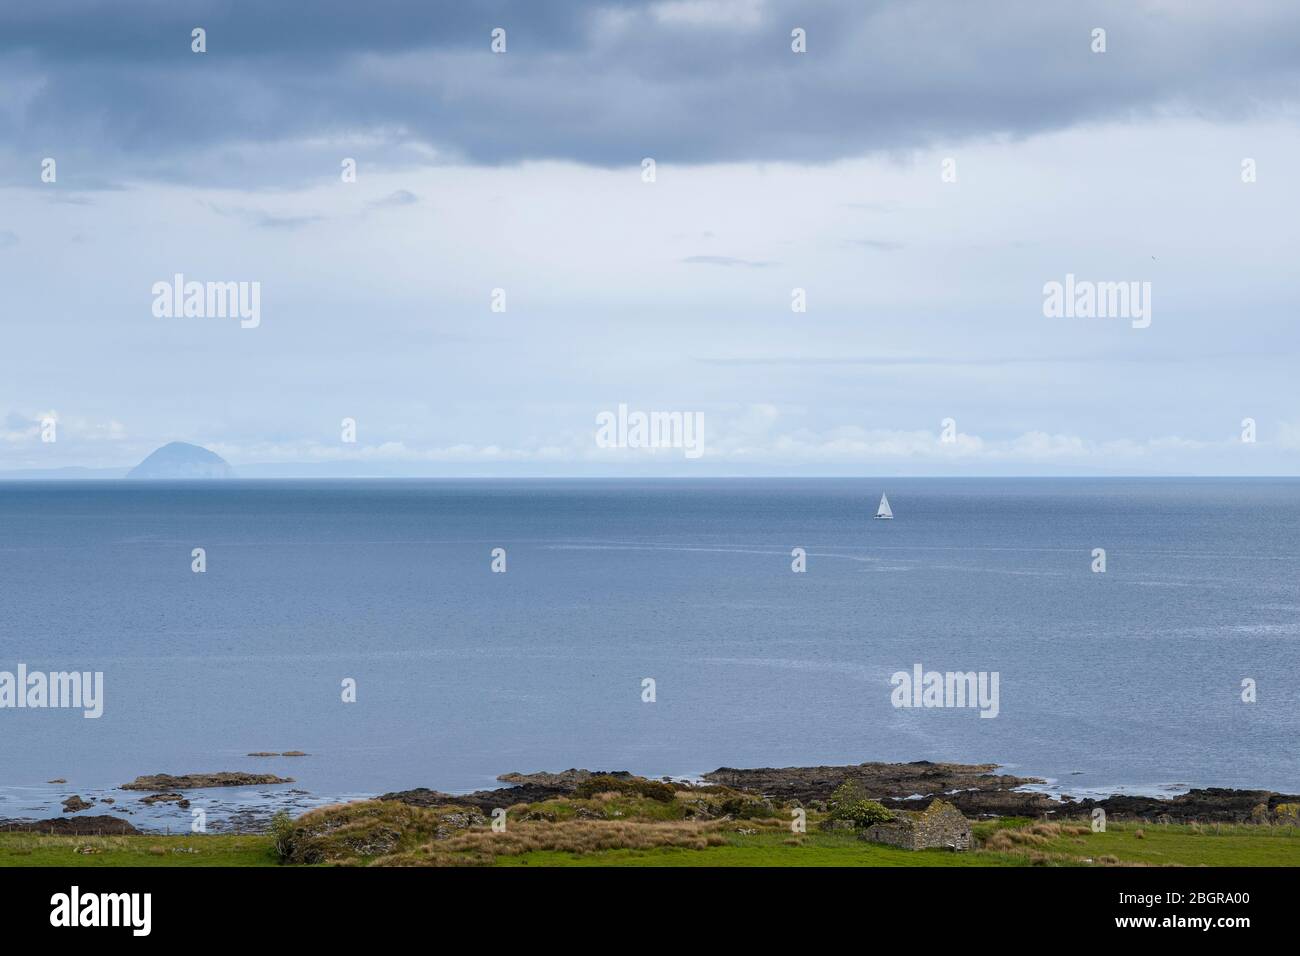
495;822;1300;867
493;830;1008;866
3;819;1297;867
0;834;277;867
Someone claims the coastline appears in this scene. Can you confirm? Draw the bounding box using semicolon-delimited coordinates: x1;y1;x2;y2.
5;759;1297;835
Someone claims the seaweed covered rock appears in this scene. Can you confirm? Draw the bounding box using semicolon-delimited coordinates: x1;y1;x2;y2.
121;772;292;791
61;795;93;814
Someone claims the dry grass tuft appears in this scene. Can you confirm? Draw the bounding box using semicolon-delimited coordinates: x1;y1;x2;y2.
374;819;728;867
981;821;1065;852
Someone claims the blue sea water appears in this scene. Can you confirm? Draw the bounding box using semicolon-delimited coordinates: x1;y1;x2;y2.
1;478;1297;829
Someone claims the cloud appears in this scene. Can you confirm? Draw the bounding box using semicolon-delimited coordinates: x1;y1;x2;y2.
254;213;325;230
698;351;1186;368
200;201;325;230
368;189;419;207
4;1;1299;185
651;0;767;28
0;409;124;445
182;408;1228;470
47;193;95;205
681;255;772;268
843;239;903;251
1274;422;1300;449
1;412;39;443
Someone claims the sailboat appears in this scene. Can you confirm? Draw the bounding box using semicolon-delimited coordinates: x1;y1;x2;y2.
874;493;893;520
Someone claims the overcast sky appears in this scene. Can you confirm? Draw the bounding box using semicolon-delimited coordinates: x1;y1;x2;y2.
2;0;1299;476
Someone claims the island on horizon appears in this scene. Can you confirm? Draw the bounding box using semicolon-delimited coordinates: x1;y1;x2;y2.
125;441;235;480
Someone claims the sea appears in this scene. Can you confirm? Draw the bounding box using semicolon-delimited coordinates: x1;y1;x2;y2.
1;478;1297;830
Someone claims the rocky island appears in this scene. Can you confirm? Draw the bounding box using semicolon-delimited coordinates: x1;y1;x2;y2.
126;441;235;480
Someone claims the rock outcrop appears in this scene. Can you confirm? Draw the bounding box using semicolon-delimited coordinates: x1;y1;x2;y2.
703;760;1041;804
1068;788;1300;824
139;792;190;807
496;769;632;789
0;815;141;835
61;795;93;813
379;783;573;811
247;751;308;757
120;772;292;791
381;769;637;811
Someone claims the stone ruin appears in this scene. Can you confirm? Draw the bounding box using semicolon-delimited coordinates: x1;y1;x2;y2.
861;798;971;851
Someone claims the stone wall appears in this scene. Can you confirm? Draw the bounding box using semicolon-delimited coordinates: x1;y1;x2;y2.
861;798;971;851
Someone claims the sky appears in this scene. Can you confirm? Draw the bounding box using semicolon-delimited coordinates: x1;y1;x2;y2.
1;0;1299;476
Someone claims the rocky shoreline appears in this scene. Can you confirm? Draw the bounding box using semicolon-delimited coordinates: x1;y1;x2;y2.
5;760;1298;835
0;770;311;835
697;761;1300;824
379;760;1300;826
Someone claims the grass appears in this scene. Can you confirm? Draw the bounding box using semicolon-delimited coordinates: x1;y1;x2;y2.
492;820;1300;867
4;806;1298;868
494;829;1005;866
976;819;1300;867
0;833;276;867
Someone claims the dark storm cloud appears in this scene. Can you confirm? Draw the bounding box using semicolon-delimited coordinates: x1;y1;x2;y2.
2;0;1298;185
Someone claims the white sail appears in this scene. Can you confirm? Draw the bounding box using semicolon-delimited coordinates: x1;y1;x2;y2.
874;493;893;519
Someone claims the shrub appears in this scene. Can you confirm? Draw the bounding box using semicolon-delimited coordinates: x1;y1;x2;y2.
827;782;893;828
711;791;776;819
269;810;295;863
675;786;774;820
573;775;677;803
